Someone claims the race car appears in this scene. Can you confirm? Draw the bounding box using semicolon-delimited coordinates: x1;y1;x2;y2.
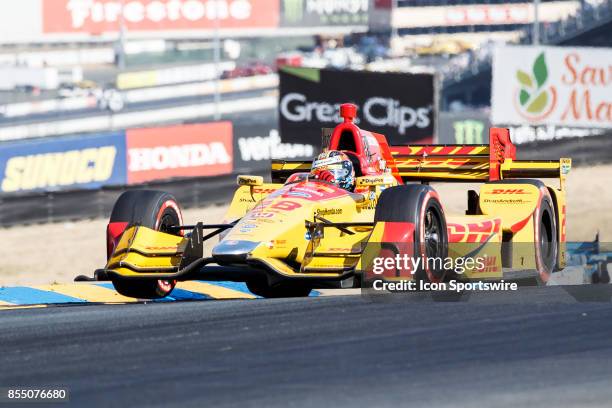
79;103;571;298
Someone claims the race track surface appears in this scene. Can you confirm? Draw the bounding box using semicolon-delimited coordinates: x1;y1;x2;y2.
1;286;612;407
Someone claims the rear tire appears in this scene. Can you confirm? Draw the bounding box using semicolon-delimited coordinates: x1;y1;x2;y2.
535;191;557;283
374;184;448;283
108;190;184;299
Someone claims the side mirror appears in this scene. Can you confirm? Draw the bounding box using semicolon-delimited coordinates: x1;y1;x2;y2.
237;175;264;187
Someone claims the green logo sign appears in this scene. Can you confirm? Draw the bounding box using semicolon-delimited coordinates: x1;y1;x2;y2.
453;120;485;144
283;0;304;23
515;52;557;118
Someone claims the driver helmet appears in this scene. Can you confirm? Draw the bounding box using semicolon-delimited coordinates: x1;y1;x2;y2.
311;150;355;191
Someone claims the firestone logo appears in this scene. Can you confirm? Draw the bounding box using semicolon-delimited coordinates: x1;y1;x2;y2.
66;0;253;28
514;52;557;121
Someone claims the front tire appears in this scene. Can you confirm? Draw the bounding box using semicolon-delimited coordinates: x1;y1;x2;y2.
374;184;449;283
108;190;184;299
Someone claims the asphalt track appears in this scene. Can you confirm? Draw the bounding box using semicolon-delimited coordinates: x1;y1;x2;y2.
2;286;612;407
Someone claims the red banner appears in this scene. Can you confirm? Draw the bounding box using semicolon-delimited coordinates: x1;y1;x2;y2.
126;122;233;184
43;0;279;33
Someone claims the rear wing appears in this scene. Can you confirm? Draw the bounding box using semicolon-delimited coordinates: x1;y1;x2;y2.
390;128;571;187
272;128;571;188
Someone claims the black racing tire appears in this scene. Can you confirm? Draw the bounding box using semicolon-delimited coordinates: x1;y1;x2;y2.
109;190;184;299
246;280;312;298
374;184;448;283
535;190;558;283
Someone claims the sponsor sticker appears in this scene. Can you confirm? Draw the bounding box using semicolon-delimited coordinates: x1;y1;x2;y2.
315;208;342;216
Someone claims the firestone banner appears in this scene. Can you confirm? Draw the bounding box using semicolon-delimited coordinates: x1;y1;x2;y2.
43;0;279;33
279;67;435;146
491;45;612;129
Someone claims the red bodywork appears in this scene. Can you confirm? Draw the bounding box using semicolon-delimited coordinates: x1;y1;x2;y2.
328;104;401;183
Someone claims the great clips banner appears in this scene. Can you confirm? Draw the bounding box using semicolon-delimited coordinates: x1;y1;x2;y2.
279;67;435;146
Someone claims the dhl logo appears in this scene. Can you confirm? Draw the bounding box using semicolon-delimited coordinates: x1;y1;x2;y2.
448;219;500;243
1;147;117;193
473;255;500;274
490;188;529;195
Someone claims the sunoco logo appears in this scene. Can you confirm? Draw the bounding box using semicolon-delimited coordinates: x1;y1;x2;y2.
280;93;431;134
514;52;557;121
1;146;116;193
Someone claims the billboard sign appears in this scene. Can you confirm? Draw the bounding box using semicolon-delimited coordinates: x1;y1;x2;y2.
438;111;491;144
0;132;126;194
392;2;579;29
126;122;233;184
279;67;435;146
42;0;279;34
281;0;367;27
492;45;612;129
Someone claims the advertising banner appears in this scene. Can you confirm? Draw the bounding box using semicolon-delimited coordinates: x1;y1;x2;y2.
438;111;491;144
126;122;233;184
42;0;279;34
491;45;612;129
279;67;435;146
229;107;315;172
392;2;579;29
0;132;126;194
281;0;368;27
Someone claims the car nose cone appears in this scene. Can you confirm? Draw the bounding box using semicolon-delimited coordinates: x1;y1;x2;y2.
212;240;259;263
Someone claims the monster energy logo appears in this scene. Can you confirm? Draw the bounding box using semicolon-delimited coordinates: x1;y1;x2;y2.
453;120;485;144
283;0;304;23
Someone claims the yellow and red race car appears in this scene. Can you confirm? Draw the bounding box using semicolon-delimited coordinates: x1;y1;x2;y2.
81;103;571;298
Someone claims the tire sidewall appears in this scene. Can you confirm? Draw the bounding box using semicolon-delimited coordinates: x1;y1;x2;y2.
535;191;557;283
374;184;448;284
109;190;184;298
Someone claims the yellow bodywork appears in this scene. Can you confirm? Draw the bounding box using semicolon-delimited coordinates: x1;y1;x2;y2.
104;154;570;285
106;225;185;276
